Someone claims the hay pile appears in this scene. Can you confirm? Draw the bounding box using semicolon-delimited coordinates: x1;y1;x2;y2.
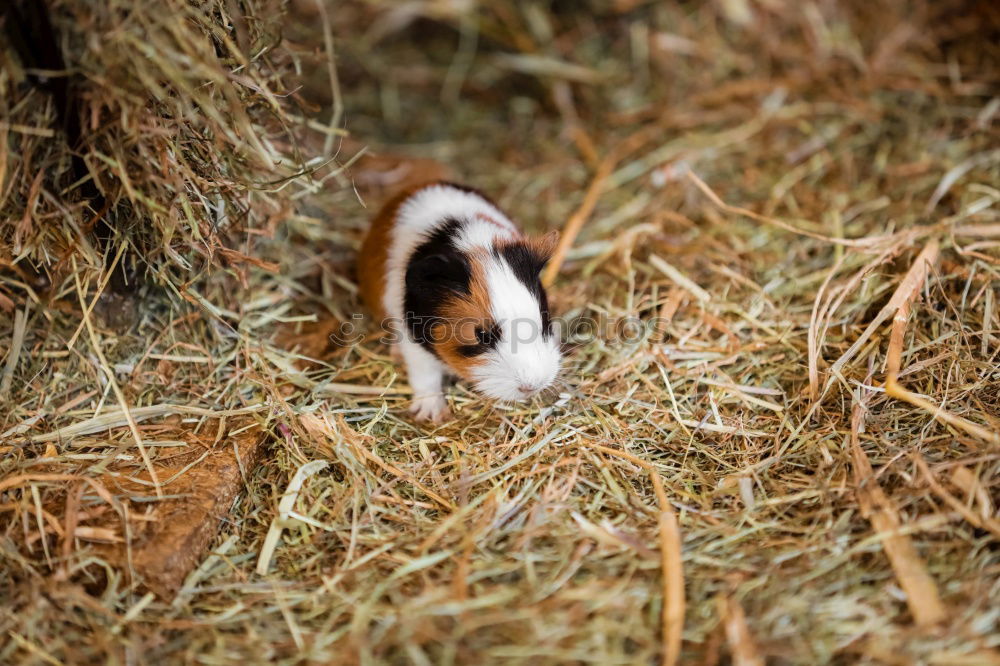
0;0;326;299
2;0;1000;664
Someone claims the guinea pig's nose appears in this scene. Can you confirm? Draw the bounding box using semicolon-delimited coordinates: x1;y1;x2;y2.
518;383;541;395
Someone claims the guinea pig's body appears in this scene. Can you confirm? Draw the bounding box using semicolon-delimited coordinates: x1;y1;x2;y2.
359;182;561;423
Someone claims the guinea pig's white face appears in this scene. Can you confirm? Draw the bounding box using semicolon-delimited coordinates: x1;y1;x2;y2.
416;234;561;402
468;250;562;401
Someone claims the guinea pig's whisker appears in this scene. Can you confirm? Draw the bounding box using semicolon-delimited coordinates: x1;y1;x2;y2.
553;365;583;381
540;387;560;402
555;353;588;367
558;344;589;357
548;382;572;398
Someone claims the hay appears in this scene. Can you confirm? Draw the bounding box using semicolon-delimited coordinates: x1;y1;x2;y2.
0;0;326;296
2;0;1000;664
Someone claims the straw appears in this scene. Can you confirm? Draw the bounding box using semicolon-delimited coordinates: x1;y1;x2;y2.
3;0;999;663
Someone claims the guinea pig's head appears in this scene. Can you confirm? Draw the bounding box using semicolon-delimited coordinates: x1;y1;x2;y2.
407;231;562;402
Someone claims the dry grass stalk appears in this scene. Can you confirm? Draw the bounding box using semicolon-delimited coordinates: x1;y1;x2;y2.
686;170;905;249
950;467;995;519
71;259;162;497
850;387;947;628
543;126;659;286
542;152;616;287
880;243;999;445
913;454;1000;540
830;239;940;383
595;443;686;665
718;596;764;666
0;306;26;397
651;472;684;666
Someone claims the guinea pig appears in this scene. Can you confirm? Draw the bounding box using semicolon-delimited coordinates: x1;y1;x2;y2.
358;182;562;423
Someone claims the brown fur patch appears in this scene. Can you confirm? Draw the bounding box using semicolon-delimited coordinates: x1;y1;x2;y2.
475;211;519;236
433;252;493;378
358;181;446;321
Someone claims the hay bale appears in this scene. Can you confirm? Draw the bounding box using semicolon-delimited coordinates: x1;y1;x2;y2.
0;0;312;296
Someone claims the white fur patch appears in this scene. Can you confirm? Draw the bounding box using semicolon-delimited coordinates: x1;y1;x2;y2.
469;254;561;401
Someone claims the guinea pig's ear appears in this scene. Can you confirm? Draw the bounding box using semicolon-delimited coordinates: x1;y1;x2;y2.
529;230;560;266
518;230;559;274
408;251;471;294
497;232;560;280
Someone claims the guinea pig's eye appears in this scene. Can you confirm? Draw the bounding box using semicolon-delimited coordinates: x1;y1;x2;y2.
475;326;496;346
459;323;500;357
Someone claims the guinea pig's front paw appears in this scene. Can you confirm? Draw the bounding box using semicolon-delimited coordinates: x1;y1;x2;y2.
410;394;452;424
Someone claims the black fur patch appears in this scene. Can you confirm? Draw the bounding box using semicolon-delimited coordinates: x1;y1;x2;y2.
404;218;470;355
497;243;552;337
537;286;552;337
